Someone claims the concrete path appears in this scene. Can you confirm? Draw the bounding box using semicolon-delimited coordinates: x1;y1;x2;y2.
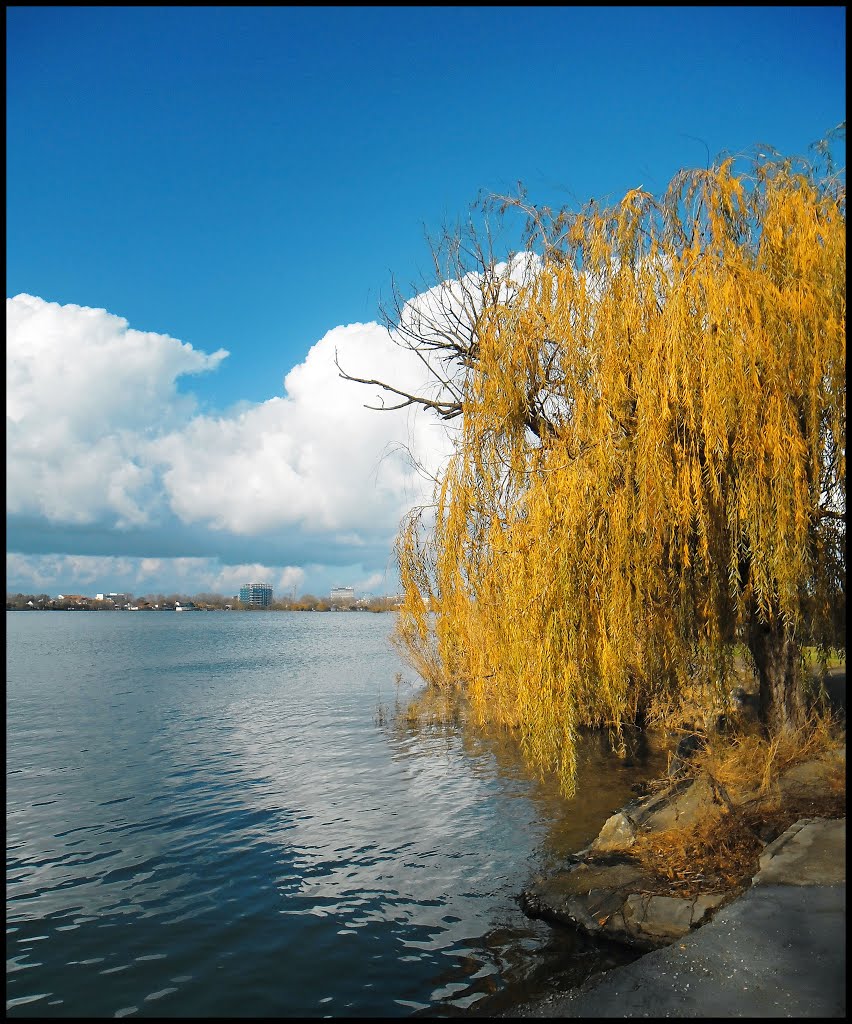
498;818;846;1018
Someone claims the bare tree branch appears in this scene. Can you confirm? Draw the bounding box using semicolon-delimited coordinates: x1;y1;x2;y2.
334;350;464;420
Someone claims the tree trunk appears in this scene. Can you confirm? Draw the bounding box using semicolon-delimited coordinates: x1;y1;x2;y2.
747;614;805;735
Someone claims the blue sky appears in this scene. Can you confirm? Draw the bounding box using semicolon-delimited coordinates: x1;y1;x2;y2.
6;6;846;600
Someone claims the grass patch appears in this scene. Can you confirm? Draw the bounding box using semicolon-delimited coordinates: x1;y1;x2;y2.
802;646;846;671
630;809;765;895
693;709;844;796
630;709;845;898
631;786;846;898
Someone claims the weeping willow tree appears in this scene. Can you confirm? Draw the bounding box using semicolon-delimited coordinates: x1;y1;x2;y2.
341;137;846;795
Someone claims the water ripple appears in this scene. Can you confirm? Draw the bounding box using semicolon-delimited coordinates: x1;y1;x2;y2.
7;611;666;1017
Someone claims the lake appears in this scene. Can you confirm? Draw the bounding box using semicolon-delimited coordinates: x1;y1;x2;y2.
6;611;665;1017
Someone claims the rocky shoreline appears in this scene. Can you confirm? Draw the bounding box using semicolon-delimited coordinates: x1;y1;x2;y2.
446;684;843;1019
442;666;847;1018
490;814;846;1018
454;720;846;1019
513;740;845;953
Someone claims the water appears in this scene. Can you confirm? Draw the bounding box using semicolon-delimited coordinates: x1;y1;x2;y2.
7;611;665;1017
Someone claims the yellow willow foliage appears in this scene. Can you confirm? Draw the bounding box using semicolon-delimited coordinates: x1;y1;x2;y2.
393;154;845;796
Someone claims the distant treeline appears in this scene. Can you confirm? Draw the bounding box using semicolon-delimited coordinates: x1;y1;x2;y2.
6;593;401;613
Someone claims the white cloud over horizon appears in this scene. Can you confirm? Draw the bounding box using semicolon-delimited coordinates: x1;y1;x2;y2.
6;292;454;597
5;552;311;599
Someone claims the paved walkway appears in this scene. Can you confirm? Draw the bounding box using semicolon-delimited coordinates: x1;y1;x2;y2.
498;818;846;1018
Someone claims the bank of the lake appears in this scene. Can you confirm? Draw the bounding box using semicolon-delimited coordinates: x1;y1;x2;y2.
470;668;847;1019
484;814;846;1019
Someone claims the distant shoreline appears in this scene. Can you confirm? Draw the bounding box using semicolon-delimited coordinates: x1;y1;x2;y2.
5;605;395;613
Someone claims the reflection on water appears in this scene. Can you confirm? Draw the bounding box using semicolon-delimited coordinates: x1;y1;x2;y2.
381;688;667;1017
7;612;668;1017
380;679;669;870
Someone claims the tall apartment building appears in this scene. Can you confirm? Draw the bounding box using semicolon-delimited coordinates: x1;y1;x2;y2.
239;583;273;607
330;586;355;606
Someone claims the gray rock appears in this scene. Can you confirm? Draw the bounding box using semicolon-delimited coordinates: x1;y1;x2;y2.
589;774;722;854
588;810;639;852
754;817;846;886
620;892;727;944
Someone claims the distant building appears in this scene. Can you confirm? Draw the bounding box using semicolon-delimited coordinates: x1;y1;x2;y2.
330;586;355;607
239;583;273;607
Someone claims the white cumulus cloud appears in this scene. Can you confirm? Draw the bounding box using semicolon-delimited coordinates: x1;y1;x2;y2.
152;321;451;534
6;292;455;595
6;294;228;527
